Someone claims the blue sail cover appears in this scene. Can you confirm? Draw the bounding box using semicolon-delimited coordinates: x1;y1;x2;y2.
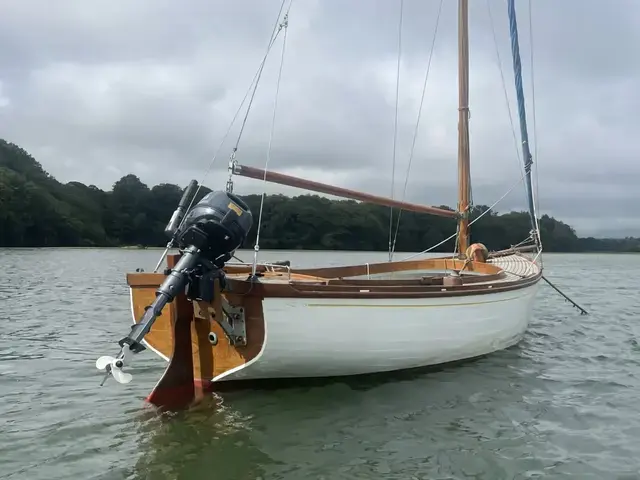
507;0;538;240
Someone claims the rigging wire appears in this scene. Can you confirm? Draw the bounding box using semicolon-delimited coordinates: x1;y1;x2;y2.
252;1;293;276
177;0;287;214
390;1;541;268
233;0;288;153
527;0;539;198
226;0;289;194
389;0;444;260
527;0;543;265
485;0;524;179
388;0;405;262
152;0;288;272
506;0;539;248
491;0;542;242
485;0;542;261
400;168;530;261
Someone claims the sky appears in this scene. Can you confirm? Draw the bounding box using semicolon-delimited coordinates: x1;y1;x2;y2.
0;0;637;238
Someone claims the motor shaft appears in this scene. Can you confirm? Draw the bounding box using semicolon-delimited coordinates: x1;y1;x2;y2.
119;246;201;352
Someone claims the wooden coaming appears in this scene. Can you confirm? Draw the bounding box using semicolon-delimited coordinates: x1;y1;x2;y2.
224;256;501;278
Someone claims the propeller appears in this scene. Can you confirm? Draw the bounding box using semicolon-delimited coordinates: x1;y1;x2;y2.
96;347;134;386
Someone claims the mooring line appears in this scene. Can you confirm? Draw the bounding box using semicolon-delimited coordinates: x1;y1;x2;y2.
542;275;588;315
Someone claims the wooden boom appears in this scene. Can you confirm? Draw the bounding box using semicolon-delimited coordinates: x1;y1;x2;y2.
233;163;458;219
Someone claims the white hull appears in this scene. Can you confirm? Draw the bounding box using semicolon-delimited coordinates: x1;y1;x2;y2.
212;279;540;382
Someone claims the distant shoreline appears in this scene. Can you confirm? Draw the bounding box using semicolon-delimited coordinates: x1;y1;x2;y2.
2;138;639;253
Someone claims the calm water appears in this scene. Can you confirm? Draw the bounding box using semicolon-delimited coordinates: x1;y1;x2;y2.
1;248;639;479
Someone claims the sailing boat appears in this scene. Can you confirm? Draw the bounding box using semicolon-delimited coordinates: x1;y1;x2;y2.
96;0;550;409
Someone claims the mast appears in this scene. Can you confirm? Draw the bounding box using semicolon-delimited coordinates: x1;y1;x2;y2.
457;0;471;255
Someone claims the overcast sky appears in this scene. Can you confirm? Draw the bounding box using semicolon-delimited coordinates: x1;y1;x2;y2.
0;0;637;237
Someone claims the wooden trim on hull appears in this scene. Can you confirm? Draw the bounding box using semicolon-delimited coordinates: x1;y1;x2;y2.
128;254;540;299
223;272;541;299
133;256;266;410
143;286;204;410
128;255;505;286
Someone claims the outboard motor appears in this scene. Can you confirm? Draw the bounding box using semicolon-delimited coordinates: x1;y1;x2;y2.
96;182;253;385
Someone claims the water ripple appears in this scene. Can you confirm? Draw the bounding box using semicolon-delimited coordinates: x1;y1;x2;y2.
0;249;639;479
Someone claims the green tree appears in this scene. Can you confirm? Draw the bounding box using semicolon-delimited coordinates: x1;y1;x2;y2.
1;138;638;253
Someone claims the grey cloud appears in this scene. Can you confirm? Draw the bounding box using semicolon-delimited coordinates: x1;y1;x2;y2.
0;1;287;68
0;0;637;237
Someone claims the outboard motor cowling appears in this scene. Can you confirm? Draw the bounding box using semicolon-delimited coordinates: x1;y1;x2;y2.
174;190;253;265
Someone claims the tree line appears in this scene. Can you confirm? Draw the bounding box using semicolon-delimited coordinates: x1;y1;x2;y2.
0;139;638;252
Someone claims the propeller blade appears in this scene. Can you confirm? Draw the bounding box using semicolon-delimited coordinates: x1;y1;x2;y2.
96;354;133;384
96;355;116;371
111;368;133;384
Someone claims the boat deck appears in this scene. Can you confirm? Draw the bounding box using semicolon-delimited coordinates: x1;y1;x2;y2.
224;253;540;286
489;254;540;281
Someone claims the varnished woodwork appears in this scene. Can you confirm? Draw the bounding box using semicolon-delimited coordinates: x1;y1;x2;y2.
128;259;266;409
128;254;539;300
489;244;538;258
292;257;501;278
145;281;198;410
129;286;174;355
192;293;265;378
222;271;541;299
233;163;458;219
457;0;471;254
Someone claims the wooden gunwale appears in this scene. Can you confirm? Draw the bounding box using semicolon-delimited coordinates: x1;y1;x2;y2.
222;271;541;299
128;255;503;287
127;254;541;299
126;271;507;288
